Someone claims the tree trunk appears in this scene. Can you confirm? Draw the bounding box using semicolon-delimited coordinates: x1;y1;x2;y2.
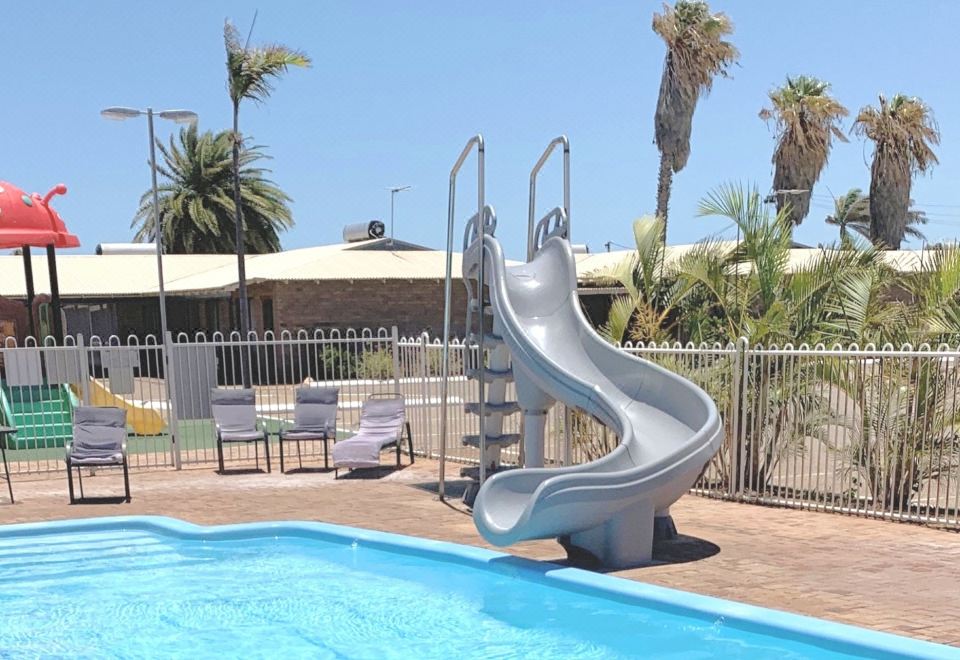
869;153;910;250
656;155;672;240
232;105;252;388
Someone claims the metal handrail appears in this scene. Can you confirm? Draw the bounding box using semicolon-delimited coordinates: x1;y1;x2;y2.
527;135;570;262
439;135;485;501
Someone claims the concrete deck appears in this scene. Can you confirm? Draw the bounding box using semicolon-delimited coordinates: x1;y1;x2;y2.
2;460;959;647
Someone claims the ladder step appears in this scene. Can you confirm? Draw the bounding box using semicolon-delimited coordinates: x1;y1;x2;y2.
461;433;521;448
464;401;520;416
468;300;494;316
466;332;504;346
466;367;513;383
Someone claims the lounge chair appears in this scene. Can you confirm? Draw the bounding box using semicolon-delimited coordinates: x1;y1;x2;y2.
211;388;271;474
65;406;130;504
278;386;339;473
332;393;414;477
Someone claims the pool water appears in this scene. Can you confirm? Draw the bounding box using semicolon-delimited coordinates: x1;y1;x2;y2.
0;518;953;659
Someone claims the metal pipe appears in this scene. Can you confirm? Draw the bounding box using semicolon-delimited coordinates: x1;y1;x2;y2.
21;246;35;339
147;109;170;345
439;134;483;501
477;142;486;487
527;135;570;262
45;244;63;342
526;136;571;461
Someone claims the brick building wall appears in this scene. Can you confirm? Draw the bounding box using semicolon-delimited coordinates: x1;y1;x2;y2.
267;279;470;338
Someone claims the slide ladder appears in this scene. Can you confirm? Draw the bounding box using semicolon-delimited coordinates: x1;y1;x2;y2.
459;208;521;505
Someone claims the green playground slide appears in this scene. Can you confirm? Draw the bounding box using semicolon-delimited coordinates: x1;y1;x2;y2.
0;382;79;450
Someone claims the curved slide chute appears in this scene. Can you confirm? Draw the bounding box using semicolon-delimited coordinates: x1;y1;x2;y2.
469;234;723;568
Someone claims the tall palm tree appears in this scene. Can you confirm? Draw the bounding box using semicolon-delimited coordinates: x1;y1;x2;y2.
759;76;848;226
825;188;927;247
132;126;294;254
652;1;738;236
225;19;310;342
852;94;939;249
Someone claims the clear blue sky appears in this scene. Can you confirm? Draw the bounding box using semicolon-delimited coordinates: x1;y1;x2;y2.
3;1;959;258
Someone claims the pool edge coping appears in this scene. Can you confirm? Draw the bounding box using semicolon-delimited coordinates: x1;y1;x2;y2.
1;515;955;659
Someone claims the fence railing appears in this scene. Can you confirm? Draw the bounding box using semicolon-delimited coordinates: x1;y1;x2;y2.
2;331;958;529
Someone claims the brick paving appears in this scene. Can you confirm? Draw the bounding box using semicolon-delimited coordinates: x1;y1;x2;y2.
2;459;959;647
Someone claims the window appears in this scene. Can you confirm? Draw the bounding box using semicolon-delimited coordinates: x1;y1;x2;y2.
262;298;274;333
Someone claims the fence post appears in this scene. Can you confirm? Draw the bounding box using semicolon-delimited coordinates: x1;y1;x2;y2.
729;337;749;499
391;326;401;394
165;331;182;470
77;334;91;405
419;333;431;457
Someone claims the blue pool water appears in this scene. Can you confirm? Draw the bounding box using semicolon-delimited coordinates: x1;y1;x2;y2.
0;518;954;659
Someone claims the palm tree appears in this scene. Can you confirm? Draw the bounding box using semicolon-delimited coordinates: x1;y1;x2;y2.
592;215;694;344
825;188;927;247
225;19;310;342
759;76;848;226
652;1;738;236
852;94;939;249
132;126;293;254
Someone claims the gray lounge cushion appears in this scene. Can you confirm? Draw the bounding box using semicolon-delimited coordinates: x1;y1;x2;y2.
281;386;339;439
69;406;127;465
211;388;259;438
219;429;267;442
332;396;405;468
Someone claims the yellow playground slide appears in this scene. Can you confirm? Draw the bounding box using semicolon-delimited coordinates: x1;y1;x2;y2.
72;379;167;436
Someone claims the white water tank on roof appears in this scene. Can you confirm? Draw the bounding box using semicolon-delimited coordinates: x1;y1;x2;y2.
343;221;385;243
96;243;155;255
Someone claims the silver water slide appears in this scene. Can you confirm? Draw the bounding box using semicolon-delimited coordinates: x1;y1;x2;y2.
440;136;723;568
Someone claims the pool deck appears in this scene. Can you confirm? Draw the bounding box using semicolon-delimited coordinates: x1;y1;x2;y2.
3;460;959;647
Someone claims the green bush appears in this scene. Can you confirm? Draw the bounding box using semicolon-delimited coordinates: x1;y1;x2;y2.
319;345;358;379
357;349;394;380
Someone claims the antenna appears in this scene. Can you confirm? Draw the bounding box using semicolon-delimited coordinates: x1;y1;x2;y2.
244;9;259;50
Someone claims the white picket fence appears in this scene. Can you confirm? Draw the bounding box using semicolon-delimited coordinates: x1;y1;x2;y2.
2;330;958;529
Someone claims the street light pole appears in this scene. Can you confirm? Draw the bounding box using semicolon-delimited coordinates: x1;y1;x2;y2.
387;185;411;245
101;107;197;340
146;108;168;343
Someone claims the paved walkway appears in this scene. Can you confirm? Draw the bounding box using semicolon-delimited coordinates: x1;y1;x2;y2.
3;460;959;646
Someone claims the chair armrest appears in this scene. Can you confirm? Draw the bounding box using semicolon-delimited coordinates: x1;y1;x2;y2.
64;442;73;462
121;441;128;458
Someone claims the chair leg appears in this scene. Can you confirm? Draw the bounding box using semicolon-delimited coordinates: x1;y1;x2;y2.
406;422;415;465
77;466;85;499
254;440;260;472
296;438;303;470
2;445;13;504
217;437;225;474
279;436;286;474
264;435;271;473
123;459;131;503
66;460;76;504
396;441;401;469
323;437;329;470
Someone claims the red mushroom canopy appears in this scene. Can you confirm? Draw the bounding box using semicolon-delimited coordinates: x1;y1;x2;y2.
0;180;80;249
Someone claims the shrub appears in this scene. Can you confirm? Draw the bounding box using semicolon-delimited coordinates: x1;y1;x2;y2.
358;349;394;380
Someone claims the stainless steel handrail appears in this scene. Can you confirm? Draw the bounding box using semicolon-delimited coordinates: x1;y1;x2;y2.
439;135;485;501
527;135;570;262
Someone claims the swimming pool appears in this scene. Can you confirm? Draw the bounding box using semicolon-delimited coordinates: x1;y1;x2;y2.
0;517;954;659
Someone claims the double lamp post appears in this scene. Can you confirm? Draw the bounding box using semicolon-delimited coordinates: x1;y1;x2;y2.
100;106;198;342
